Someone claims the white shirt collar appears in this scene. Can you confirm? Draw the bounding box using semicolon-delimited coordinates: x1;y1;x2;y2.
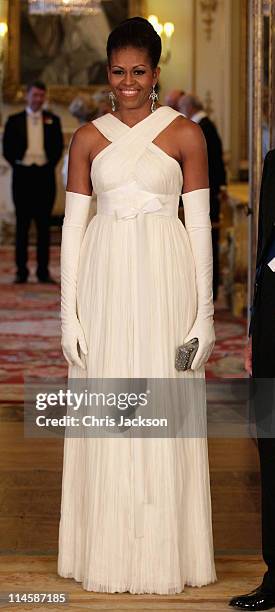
191;110;207;124
26;106;43;118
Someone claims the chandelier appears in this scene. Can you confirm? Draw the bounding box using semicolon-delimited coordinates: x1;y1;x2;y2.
28;0;104;15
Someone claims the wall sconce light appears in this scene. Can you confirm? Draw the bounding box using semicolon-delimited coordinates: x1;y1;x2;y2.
0;22;8;37
148;14;175;64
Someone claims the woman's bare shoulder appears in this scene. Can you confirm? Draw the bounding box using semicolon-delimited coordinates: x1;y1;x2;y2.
172;115;207;157
173;114;205;139
69;122;103;153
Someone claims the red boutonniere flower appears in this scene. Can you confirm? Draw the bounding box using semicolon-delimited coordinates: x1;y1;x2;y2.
43;116;53;125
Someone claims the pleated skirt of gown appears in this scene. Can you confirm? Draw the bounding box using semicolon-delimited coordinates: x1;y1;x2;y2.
57;211;216;594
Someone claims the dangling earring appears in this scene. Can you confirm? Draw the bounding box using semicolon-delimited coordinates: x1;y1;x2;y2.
109;91;117;112
149;84;159;113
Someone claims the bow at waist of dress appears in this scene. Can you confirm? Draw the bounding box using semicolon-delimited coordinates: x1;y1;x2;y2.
96;181;181;220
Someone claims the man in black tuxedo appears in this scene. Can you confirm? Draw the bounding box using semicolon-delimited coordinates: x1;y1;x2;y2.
230;149;275;610
3;80;64;283
179;94;227;301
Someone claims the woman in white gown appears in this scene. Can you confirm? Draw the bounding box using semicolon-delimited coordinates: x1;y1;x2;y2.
58;17;216;594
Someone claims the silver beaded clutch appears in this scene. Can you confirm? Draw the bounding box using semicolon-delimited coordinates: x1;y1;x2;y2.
175;337;199;371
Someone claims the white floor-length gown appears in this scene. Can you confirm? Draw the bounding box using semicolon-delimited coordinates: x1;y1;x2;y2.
57;105;216;594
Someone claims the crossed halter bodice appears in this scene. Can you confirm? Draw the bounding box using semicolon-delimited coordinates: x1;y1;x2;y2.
91;106;183;221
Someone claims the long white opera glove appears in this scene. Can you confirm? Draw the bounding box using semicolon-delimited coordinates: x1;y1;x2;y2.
60;191;92;369
182;188;215;370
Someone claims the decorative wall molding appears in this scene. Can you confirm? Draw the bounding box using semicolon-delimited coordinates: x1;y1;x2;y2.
239;0;248;164
199;0;218;41
204;89;214;116
194;0;230;151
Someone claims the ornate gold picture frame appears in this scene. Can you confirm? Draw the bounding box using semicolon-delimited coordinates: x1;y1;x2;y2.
4;0;147;104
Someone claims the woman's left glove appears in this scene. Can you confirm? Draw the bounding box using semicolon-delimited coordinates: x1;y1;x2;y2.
60;191;92;369
183;318;215;371
182;188;215;370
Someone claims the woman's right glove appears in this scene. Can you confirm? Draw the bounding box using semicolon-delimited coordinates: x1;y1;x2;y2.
60;190;92;369
182;187;215;370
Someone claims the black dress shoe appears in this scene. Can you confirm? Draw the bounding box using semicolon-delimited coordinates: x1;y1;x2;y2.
229;586;275;610
14;275;28;284
37;276;57;284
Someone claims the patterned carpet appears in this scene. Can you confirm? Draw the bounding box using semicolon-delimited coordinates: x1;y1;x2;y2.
0;245;247;403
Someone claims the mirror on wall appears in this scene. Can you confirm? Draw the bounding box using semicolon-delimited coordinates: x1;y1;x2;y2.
261;0;275;162
248;0;275;312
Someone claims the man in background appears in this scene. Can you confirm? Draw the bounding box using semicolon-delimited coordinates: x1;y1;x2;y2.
179;93;227;301
3;80;63;283
164;89;185;111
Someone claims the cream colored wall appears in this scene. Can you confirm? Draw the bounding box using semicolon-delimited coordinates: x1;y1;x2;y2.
230;0;247;179
145;0;244;173
194;0;247;177
145;0;194;100
194;0;232;154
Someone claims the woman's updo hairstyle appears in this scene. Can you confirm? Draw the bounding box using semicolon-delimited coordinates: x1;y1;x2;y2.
107;17;162;69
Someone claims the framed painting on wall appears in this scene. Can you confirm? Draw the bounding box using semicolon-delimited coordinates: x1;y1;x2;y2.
4;0;147;103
